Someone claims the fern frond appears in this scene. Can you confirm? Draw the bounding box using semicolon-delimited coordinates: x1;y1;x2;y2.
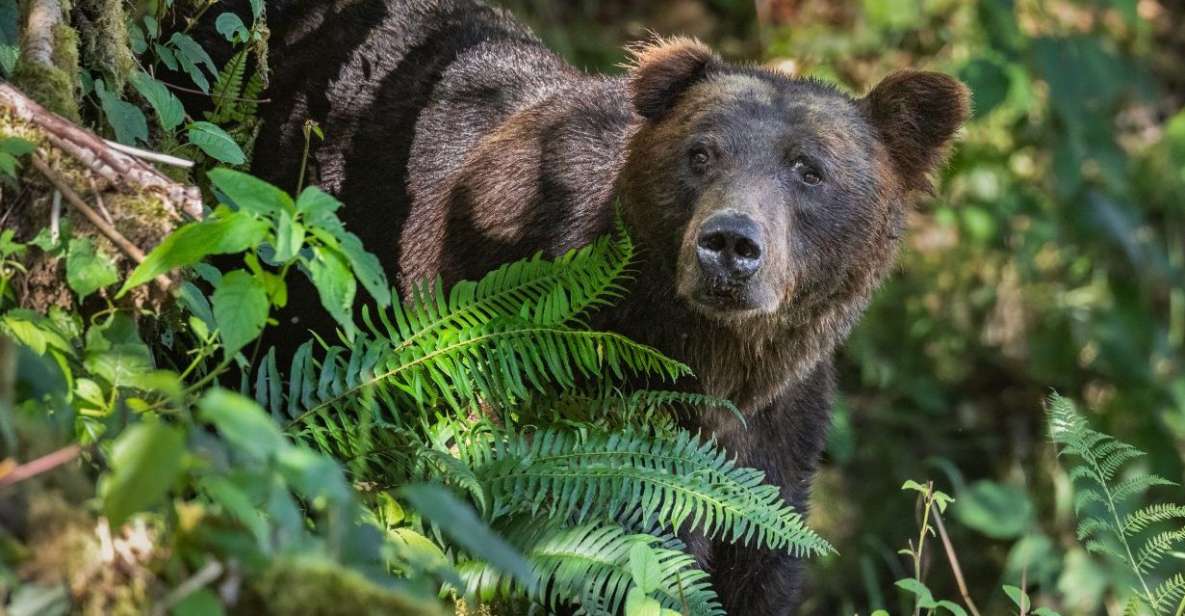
522;387;740;433
1135;529;1185;574
1152;574;1185;614
376;219;633;351
1112;475;1179;506
1048;393;1185;614
1126;505;1185;535
458;429;832;558
209;47;248;123
458;521;723;616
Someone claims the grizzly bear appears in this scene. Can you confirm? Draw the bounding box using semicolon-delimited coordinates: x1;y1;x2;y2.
238;0;970;612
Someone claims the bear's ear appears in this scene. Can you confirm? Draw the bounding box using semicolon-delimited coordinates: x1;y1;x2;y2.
861;70;971;193
627;36;719;121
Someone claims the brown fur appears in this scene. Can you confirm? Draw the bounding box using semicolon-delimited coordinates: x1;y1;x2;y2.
237;1;970;610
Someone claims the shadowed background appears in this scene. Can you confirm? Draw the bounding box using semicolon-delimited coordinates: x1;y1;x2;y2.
504;0;1185;613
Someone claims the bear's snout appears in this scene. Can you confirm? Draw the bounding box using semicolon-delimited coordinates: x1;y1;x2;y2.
696;213;764;283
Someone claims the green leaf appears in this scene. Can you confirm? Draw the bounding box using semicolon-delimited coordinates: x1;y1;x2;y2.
129;71;185;131
333;230;389;306
208;168;293;215
214;12;248;43
119;212;269;295
273;209;305;262
305;245;356;336
101;422;185;527
628;541;663;595
896;578;937;608
0;152;17;178
901;479;930;494
95;79;148;146
954;480;1034;539
959;57;1011;118
187;122;246;164
399;483;535;591
1003;585;1030;612
198;388;286;461
624;587;665;616
295;185;341;222
248;0;263;19
169;32;217;93
212;269;269;356
65;237;118;298
172;588;224;616
0;136;36;156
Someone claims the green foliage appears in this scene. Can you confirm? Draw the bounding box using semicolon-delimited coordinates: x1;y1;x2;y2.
1049;394;1185;615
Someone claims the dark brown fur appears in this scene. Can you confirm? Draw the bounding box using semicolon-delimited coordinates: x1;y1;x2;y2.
239;1;970;612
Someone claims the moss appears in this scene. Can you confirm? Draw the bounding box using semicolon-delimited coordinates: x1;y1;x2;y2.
254;557;447;616
76;0;135;93
12;22;82;121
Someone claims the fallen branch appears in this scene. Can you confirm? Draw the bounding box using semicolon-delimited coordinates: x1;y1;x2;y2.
30;155;172;292
0;83;202;220
0;444;82;490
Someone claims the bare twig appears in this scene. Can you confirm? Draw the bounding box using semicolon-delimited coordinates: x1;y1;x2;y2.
50;190;61;242
933;509;983;616
30;155;172;292
103;140;195;169
88;177;114;225
0;444;81;489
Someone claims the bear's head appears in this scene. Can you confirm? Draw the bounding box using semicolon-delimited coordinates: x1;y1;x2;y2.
619;37;969;334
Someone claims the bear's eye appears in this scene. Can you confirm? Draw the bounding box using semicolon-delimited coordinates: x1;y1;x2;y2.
688;146;712;173
792;157;823;186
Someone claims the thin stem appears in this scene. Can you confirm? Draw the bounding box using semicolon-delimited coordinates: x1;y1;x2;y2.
912;482;935;616
933;509;983;616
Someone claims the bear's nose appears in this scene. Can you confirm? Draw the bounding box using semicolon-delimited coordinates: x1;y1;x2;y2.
696;214;763;282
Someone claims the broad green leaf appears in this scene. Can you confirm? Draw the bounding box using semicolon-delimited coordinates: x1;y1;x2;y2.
1003;585;1030;612
954;480;1034;539
212;269;268;356
273;210;304;262
169;32;217;92
65;237;118;298
334;230;389;306
305;245;356;337
295;185;341;223
188;121;246;164
95;79;148;146
172;589;224;616
214;12;248;43
208;168;294;215
901;479;930;494
896;578;937;608
959;57;1011;118
399;484;535;591
628;542;662;595
82;313;154;390
0;151;17;177
624;587;664;616
119;212;269;295
100;421;185;527
129;71;185;131
198;388;286;460
0;136;36;156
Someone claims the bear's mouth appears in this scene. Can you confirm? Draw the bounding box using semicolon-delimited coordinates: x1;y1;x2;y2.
689;284;767;317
